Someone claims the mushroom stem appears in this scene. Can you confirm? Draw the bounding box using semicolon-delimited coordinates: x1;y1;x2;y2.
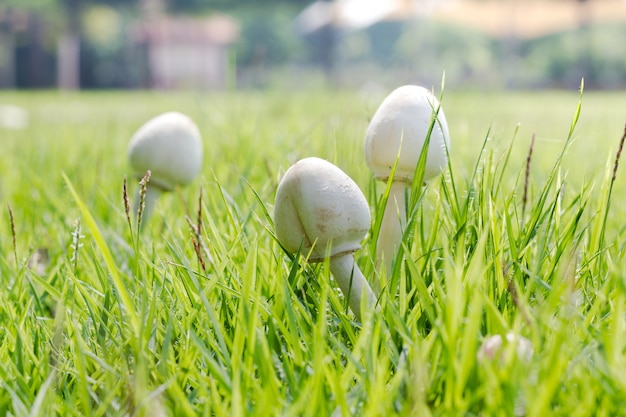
376;181;408;287
133;185;163;229
329;254;377;322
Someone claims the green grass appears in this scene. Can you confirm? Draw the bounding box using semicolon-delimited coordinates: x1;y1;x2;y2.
0;86;625;416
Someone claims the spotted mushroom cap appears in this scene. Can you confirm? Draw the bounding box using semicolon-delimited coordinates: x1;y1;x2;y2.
274;157;371;262
364;85;450;183
128;112;203;191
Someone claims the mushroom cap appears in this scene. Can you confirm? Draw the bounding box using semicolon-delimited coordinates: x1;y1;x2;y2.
127;112;203;191
274;157;371;262
477;333;534;363
364;85;450;183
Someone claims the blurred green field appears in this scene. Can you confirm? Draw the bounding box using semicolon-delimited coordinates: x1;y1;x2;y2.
0;87;625;416
2;88;624;241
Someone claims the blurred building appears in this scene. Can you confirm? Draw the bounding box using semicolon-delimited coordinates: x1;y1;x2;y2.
0;7;239;90
132;14;240;89
426;0;626;38
296;0;626;37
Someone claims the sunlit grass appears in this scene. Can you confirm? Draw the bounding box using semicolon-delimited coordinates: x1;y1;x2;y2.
0;87;625;416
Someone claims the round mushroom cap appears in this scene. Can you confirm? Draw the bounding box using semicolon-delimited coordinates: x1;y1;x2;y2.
364;85;450;183
274;157;371;262
477;333;534;363
128;112;203;191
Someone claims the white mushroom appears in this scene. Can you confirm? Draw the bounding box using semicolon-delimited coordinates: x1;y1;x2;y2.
274;157;376;321
477;333;534;363
0;104;29;130
364;85;450;281
127;111;203;227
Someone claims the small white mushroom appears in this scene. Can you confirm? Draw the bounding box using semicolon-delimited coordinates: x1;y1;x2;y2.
0;104;29;130
364;85;450;281
274;157;376;321
477;333;534;363
127;111;203;227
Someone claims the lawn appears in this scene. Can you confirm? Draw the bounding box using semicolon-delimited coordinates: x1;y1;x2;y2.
1;86;625;416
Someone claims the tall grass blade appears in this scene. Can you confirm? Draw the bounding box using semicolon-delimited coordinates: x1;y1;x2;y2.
63;173;139;333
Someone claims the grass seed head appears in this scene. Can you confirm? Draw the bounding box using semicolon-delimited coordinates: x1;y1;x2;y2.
522;133;536;218
137;169;151;229
611;123;626;184
7;202;17;266
123;175;131;225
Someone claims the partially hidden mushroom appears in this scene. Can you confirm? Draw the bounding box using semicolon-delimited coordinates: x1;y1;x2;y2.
477;333;534;363
364;85;450;281
127;111;203;227
274;157;376;321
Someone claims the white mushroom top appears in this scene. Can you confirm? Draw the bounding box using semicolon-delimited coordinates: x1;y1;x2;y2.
364;85;450;183
274;157;371;262
127;112;203;191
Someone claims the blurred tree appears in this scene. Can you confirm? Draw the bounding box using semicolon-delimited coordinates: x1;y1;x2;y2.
1;1;58;88
3;0;139;88
234;6;303;88
576;0;592;85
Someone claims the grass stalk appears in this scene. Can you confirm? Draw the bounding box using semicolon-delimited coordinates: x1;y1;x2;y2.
7;202;17;267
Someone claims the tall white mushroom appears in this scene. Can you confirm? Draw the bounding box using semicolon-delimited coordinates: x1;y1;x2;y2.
274;157;376;321
127;111;203;227
364;85;450;281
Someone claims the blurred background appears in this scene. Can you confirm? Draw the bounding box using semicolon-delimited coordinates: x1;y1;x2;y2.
1;0;625;91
